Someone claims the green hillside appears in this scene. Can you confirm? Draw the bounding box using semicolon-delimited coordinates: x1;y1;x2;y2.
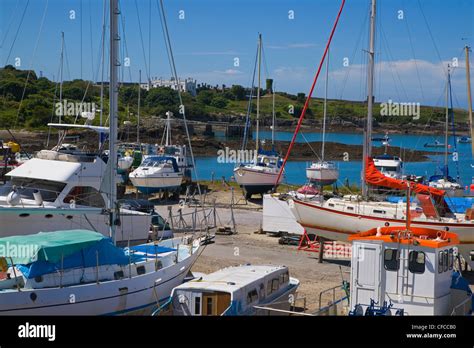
0;65;468;130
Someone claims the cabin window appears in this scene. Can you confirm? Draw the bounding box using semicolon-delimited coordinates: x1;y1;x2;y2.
63;186;105;208
438;251;444;273
246;289;258;304
443;250;449;272
136;265;146;275
408;251;425;274
279;274;285;285
347;206;354;211
259;283;265;300
448;249;454;270
271;279;279;292
6;178;66;202
194;296;201;315
283;271;289;283
384;249;399;271
266;280;272;296
206;297;213;314
373;210;386;215
328;203;335;207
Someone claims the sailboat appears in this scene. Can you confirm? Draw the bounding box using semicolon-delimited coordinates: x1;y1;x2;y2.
234;34;283;199
306;49;339;186
428;65;464;197
289;0;474;267
0;0;204;315
129;111;189;194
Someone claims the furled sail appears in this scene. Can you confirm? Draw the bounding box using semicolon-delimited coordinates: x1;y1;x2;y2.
365;157;445;197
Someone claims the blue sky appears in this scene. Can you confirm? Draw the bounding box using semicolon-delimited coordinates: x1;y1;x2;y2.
0;0;472;108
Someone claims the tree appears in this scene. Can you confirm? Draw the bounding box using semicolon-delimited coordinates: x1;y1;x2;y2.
210;96;228;108
230;85;246;101
297;92;306;103
196;90;214;105
144;87;179;108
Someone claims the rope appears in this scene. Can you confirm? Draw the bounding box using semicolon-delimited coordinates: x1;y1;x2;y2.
275;0;346;187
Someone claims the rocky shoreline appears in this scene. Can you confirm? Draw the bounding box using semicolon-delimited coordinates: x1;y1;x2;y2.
1;129;442;162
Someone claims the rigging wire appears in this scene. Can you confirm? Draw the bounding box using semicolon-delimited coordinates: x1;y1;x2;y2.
134;0;151;82
402;0;425;103
157;0;208;226
13;0;49;127
3;0;30;66
0;0;21;49
242;44;259;152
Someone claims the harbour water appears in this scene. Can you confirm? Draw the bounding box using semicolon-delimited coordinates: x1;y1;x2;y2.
197;131;473;186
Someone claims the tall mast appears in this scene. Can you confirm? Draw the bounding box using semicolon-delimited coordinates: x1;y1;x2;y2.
165;111;171;146
109;0;120;244
99;0;106;147
361;0;376;197
272;82;275;147
465;46;473;156
322;48;330;161
255;33;262;159
137;69;141;144
444;65;450;178
59;32;64;124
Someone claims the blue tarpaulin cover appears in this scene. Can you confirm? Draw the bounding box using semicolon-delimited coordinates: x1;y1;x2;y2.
12;231;130;278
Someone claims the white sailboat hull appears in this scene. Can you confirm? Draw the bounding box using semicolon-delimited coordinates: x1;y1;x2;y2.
290;199;474;266
0;238;201;315
0;207;151;244
130;175;183;193
306;167;339;185
233;166;282;195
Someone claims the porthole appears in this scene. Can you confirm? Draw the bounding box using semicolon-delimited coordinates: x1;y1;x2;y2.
30;293;37;302
45;214;53;219
19;213;30;218
66;215;73;220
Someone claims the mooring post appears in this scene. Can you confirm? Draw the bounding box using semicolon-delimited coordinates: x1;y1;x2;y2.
213;198;217;229
230;187;236;234
167;206;174;230
318;237;325;263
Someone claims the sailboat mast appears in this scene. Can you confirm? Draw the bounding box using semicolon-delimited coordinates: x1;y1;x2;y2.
137;69;141;144
361;0;376;197
255;33;262;158
59;32;64;125
166;111;171;146
322;48;330;161
445;65;450;178
465;46;473;156
109;0;119;243
272;82;275;147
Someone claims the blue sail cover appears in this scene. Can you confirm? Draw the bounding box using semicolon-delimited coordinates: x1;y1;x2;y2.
17;237;130;279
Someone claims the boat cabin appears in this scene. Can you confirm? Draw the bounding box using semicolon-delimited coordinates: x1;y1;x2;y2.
349;226;472;315
169;264;298;316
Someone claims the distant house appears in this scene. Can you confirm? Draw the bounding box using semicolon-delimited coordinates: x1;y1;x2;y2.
141;77;197;96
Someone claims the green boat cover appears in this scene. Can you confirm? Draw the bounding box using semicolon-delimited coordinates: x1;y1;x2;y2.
0;230;106;264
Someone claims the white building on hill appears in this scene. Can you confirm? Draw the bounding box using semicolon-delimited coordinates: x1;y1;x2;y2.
141;77;197;96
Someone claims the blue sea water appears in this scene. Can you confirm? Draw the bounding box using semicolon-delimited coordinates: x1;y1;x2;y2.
195;131;473;187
